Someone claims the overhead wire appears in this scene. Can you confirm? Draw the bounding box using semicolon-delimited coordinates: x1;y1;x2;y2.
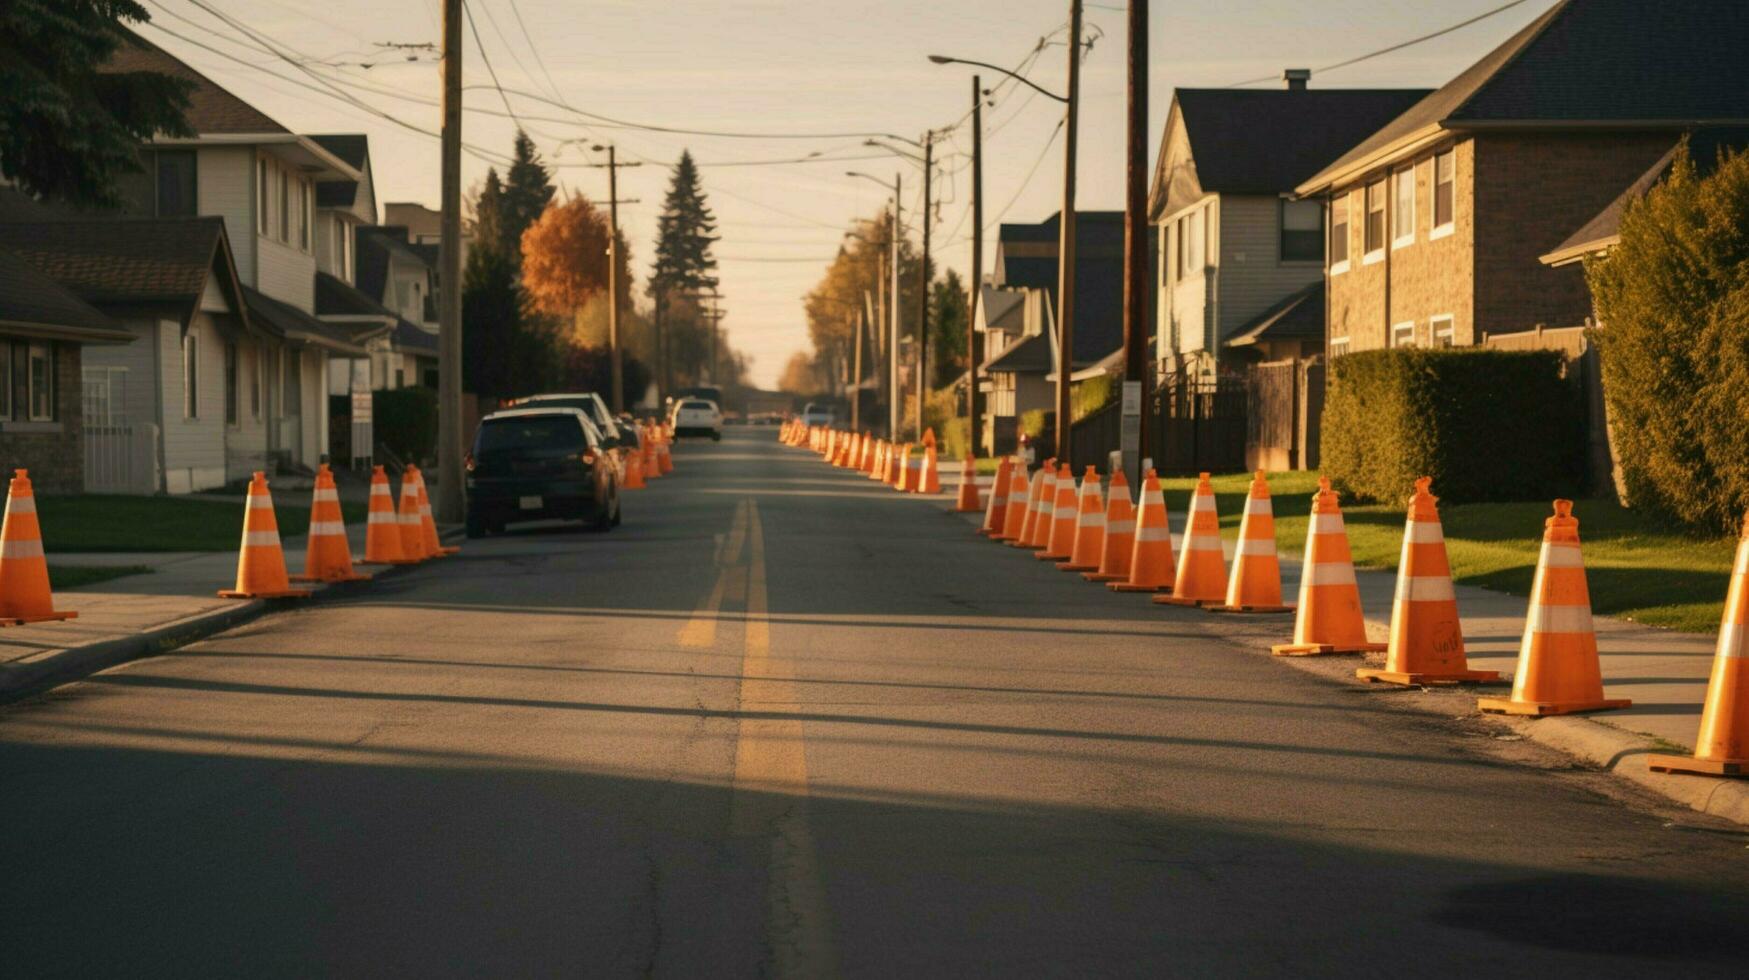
1223;0;1534;87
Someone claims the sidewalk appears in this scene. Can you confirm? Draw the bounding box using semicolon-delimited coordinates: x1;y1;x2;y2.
4;523;430;703
937;466;1746;824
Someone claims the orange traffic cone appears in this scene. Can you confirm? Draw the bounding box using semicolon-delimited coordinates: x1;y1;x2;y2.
1156;473;1226;607
657;439;674;475
643;436;662;480
294;465;369;583
1037;464;1078;561
979;457;1012;533
1357;477;1499;686
0;469;75;624
1206;472;1292;613
364;466;412;564
869;440;886;480
1478;500;1627;716
1273;477;1385;656
892;444;913;491
1059;467;1105;572
219;472;310;599
624;448;647;489
955;456;982;512
1015;461;1059;549
1649;509;1749;776
1111;469;1176;593
859;435;876;473
397;469;430;562
918;443;942;494
995;460;1032;543
1085;469;1134;583
414;467;460;557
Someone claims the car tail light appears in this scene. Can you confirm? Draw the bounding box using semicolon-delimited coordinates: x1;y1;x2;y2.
580;452;597;467
464;452;475;472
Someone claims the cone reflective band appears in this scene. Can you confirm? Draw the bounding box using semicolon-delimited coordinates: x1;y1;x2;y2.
890;444;911;489
978;457;1011;532
1012;458;1056;548
219;472;310;599
996;461;1033;543
860;435;876;473
1479;500;1627;716
294;465;369;583
1059;467;1105;572
414;467;459;557
0;469;75;624
1157;472;1226;606
870;441;888;481
1085;469;1134;583
1650;510;1749;776
364;465;413;563
1206;471;1292;613
1273;477;1385;656
1037;464;1078;561
397;469;430;561
1357;477;1499;685
1111;469;1176;593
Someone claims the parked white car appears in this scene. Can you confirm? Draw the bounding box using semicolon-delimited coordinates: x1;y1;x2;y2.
801;402;835;428
670;398;723;441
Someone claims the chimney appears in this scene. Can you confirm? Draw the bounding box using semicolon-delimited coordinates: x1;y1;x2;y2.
1283;68;1310;91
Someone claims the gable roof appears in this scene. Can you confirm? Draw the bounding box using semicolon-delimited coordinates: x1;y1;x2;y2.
1298;0;1749;195
995;211;1151;367
104;30;288;135
310;135;368;209
1153;88;1430;216
0;249;131;343
1541;127;1749;266
243;286;365;355
977;285;1024;333
982;330;1050;374
1223;280;1324;348
0;216;245;327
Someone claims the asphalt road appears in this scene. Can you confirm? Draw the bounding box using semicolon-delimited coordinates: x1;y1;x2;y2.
5;428;1749;978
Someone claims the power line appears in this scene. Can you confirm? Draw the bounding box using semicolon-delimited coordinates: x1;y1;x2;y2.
1223;0;1534;87
503;0;565;102
461;0;523;129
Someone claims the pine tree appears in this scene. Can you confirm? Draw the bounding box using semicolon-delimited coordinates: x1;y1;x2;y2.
499;130;555;262
0;1;193;207
648;151;720;390
463;159;558;398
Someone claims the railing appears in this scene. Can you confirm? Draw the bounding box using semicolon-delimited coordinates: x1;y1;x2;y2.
1149;375;1247;475
83;423;159;494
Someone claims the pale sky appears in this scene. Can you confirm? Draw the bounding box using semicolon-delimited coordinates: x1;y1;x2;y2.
136;0;1554;388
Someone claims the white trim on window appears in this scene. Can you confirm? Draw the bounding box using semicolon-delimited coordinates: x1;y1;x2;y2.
1391;166;1416;249
1330;259;1350;276
1391;320;1417;348
1432;148;1456;238
1328;335;1350;358
1431;314;1455;347
1429;223;1454;242
1362;249;1384;266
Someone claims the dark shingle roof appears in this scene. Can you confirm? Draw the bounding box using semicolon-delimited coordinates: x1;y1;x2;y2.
1301;0;1749;193
994;211;1149;367
1542;128;1749;265
315;271;392;318
103;30;288;135
983;331;1050;374
1223;280;1324;348
393;319;439;355
243;286;364;354
0;249;129;341
1168;89;1431;200
979;285;1024;332
355;226;429;306
0;217;229;308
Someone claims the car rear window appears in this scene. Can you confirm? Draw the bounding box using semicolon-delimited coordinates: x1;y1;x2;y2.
682;400;715;411
475;415;586;453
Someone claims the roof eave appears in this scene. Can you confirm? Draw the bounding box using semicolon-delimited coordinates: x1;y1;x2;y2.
1294;123;1449;197
148;133;362;181
0;318;135;345
1541;236;1616;268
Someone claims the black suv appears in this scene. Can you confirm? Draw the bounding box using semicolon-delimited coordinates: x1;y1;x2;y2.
465;407;620;537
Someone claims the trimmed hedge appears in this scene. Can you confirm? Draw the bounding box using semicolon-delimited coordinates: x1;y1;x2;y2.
1322;348;1583;505
373;387;438;464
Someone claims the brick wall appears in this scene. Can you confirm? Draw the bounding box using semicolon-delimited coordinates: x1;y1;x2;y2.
0;341;84;494
1471;131;1671;334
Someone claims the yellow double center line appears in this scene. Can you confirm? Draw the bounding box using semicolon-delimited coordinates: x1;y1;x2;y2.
682;499;836;976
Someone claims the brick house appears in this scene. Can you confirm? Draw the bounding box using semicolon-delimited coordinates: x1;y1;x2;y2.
1294;0;1749;354
1150;75;1427;374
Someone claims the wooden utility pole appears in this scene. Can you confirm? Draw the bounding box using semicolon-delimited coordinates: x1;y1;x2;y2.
1054;0;1083;463
968;75;984;455
850;303;864;431
1121;0;1150;484
588;146;647;411
434;0;464;522
889;175;901;438
916;134;933;440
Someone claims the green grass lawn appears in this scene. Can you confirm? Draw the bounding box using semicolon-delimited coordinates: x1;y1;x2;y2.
37;495;369;553
48;564;153;590
1158;471;1735;634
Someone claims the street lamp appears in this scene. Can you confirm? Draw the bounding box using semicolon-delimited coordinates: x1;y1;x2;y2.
847;171;903;438
931;0;1081;463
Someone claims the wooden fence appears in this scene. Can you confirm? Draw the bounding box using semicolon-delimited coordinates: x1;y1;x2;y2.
1244;357;1323;472
1148;375;1247;476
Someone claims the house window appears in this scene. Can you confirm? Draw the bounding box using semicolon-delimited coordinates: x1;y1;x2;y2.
224;341;238;425
183;333;198;418
1364;180;1386;258
1391;321;1417;348
1185;207;1204;272
1174;217;1185;280
1431;315;1455;347
278;170;290;244
1329;335;1349;359
1392;167;1416;247
27;343;54;421
1330;195;1349;270
1280;199;1322;262
156;151;197;217
1433;150;1455;234
258;159;269;235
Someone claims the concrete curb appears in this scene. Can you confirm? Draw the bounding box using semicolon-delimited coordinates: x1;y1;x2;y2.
0;524;467;706
924;491;1749;827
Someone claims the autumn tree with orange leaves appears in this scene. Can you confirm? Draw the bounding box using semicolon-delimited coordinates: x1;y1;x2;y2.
521;193;627;330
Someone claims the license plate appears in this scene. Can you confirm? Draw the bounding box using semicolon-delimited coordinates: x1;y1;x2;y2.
519;495;542;510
